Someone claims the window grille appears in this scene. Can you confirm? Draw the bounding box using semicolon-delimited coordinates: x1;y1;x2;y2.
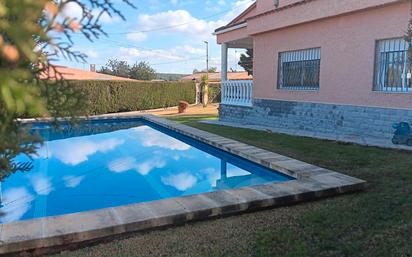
278;48;321;90
374;38;411;92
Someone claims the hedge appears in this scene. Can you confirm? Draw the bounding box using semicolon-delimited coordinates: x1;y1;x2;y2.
70;80;196;115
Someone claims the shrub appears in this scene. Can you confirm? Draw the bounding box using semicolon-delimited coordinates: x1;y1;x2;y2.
209;84;221;103
69;80;196;115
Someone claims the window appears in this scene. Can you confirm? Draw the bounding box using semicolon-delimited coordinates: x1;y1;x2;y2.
374;38;411;92
278;48;321;90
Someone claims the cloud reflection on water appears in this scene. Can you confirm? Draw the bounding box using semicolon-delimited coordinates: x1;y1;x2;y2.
0;188;34;223
30;175;53;196
132;126;191;151
63;175;85;188
35;138;124;166
161;172;198;191
108;156;166;176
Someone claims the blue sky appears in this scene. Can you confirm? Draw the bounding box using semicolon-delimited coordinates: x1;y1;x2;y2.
56;0;254;74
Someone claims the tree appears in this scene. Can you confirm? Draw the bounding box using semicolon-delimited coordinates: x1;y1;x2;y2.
208;67;218;73
238;49;253;75
130;61;156;81
201;75;209;107
99;59;130;78
0;0;134;179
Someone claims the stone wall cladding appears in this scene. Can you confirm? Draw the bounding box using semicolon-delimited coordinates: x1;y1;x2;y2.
219;99;412;149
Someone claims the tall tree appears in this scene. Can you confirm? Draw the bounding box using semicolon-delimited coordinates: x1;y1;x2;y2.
238;49;253;75
99;59;130;78
0;0;134;178
130;61;156;81
208;67;218;73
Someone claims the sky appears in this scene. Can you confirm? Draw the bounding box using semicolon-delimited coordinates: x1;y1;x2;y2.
55;0;255;74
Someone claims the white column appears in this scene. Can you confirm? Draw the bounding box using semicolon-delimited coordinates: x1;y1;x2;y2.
221;43;228;82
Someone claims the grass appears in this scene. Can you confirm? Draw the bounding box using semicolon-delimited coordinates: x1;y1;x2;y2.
53;115;412;257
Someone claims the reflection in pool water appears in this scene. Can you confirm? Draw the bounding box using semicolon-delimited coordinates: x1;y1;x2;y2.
0;120;291;223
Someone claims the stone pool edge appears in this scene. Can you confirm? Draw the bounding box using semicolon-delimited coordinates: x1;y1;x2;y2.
0;115;366;255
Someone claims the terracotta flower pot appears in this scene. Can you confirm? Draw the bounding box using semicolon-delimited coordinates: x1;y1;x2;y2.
178;101;189;113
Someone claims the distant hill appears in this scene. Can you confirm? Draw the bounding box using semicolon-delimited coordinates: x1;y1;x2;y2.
156;73;189;81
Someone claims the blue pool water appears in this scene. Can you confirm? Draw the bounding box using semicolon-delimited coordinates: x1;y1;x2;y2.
0;119;292;223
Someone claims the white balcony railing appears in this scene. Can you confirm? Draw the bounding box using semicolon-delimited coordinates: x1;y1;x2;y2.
221;80;253;107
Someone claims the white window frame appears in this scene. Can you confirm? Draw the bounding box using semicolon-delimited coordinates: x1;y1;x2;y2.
374;38;411;93
278;47;321;90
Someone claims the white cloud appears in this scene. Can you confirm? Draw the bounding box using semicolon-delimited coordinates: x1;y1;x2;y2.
119;47;183;61
131;0;254;40
116;44;206;66
136;10;225;39
175;45;205;55
161;172;197;191
0;188;34;223
118;0;254;73
116;44;205;64
126;32;148;42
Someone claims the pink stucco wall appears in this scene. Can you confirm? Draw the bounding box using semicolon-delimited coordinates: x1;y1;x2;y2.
256;0;275;13
253;1;411;109
249;0;403;35
257;0;302;12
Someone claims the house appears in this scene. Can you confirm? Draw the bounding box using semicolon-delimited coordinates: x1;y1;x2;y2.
180;71;252;84
40;65;139;81
215;0;412;149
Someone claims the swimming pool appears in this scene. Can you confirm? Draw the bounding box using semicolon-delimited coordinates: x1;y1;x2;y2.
0;118;292;223
0;115;366;255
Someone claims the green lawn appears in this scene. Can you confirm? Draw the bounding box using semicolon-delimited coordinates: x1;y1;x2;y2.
54;115;412;257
